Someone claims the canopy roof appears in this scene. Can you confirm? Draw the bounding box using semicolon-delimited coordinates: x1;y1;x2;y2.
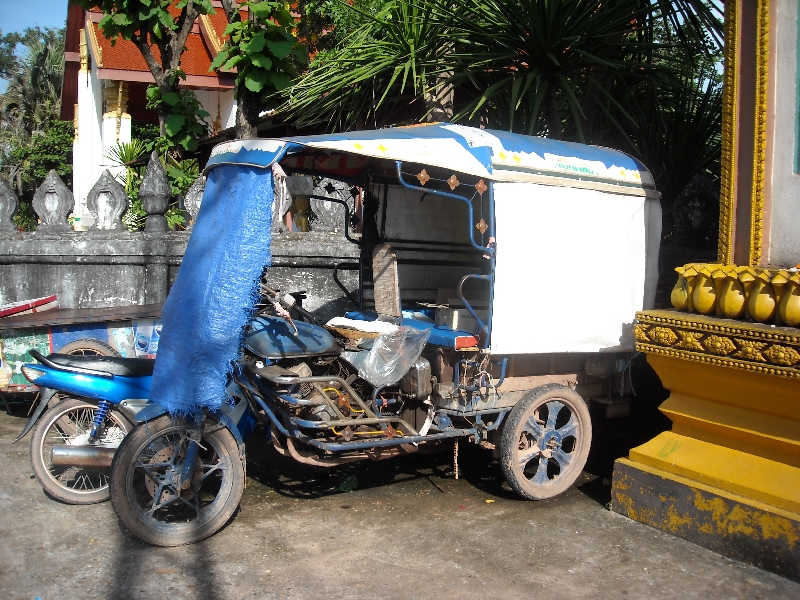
205;123;655;190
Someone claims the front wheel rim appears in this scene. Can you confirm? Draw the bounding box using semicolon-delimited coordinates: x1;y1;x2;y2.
124;425;234;535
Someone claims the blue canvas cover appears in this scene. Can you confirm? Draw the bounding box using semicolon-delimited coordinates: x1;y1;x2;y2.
148;165;274;415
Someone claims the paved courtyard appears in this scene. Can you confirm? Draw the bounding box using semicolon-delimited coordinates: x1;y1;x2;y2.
0;404;798;600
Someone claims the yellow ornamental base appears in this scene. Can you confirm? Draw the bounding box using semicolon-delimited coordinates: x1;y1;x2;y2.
613;309;800;580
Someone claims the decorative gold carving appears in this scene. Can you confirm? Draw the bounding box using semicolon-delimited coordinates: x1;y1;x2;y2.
85;19;104;69
475;218;488;235
763;345;800;366
447;174;460;190
648;327;678;346
79;29;88;72
199;14;223;54
671;264;799;329
703;335;736;356
675;330;704;351
73;103;79;142
718;0;738;265
733;339;768;362
635;310;800;379
475;179;487;196
103;81;129;142
416;169;430;186
750;0;770;267
634;323;650;342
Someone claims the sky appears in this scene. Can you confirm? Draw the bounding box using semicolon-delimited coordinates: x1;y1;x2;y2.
0;0;68;91
0;0;68;35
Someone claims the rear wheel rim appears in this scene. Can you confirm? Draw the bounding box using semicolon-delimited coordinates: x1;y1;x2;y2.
39;404;127;496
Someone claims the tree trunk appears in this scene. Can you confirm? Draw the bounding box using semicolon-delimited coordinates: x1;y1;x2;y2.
221;0;260;140
424;72;454;122
236;85;260;139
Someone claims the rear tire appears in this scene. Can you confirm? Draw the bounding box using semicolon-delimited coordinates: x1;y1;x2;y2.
57;339;121;357
110;414;245;547
500;384;591;500
30;397;131;504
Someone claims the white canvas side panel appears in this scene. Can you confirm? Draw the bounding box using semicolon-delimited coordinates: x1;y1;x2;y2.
490;182;647;354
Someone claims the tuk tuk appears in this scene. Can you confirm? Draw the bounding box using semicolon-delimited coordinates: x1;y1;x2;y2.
108;123;661;546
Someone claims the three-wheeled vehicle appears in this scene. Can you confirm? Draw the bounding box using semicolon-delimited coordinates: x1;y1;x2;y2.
108;124;662;546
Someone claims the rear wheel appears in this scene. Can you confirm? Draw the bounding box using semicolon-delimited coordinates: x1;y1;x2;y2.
57;339;120;357
500;384;591;500
30;397;131;504
45;340;121;409
110;414;245;547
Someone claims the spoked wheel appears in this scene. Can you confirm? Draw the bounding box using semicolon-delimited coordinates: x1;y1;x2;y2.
30;398;131;504
500;384;591;500
110;414;245;547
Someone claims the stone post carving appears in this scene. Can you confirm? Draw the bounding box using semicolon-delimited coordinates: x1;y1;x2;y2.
184;175;205;228
32;170;74;231
139;152;171;232
86;170;129;230
0;178;19;231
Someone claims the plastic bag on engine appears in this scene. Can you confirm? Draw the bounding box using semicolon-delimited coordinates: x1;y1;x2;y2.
358;326;431;388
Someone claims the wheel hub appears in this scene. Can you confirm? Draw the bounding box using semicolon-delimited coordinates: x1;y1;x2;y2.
144;446;199;501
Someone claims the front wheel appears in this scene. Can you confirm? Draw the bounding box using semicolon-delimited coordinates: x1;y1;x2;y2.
30;397;131;504
500;384;591;500
110;414;245;547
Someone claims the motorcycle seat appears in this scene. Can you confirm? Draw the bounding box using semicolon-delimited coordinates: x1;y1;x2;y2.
41;352;156;377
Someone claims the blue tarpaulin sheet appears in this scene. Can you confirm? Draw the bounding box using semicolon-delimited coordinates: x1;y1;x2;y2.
148;165;274;415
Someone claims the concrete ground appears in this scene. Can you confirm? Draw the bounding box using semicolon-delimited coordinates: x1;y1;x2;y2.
1;403;798;600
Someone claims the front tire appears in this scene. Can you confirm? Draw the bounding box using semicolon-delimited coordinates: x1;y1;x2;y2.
110;414;245;547
500;384;591;500
30;397;131;504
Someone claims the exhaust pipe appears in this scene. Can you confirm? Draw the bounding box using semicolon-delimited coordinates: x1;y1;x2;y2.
51;445;116;468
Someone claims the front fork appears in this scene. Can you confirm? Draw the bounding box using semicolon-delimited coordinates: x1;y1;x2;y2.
180;415;206;490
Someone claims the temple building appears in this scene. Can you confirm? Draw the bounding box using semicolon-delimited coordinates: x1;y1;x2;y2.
612;0;800;580
60;2;236;224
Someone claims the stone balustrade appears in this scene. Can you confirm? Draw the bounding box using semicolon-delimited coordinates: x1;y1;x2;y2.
0;170;361;314
671;263;800;327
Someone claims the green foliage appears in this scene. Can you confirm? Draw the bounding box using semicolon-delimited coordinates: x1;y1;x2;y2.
76;0;215;44
4;121;74;190
144;71;210;152
2;122;73;231
13;201;38;231
299;0;384;52
210;1;306;106
106;138;194;231
0;27;68;231
284;0;722;218
285;0;451;128
76;0;214;150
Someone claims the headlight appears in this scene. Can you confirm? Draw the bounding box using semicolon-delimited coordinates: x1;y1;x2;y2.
21;366;46;382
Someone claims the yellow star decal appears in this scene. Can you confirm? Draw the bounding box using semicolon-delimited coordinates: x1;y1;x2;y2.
498;151;507;161
512;153;521;163
377;143;388;153
354;142;363;150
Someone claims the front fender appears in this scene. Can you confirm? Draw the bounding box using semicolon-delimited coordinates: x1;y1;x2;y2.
133;402;168;423
134;403;246;449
